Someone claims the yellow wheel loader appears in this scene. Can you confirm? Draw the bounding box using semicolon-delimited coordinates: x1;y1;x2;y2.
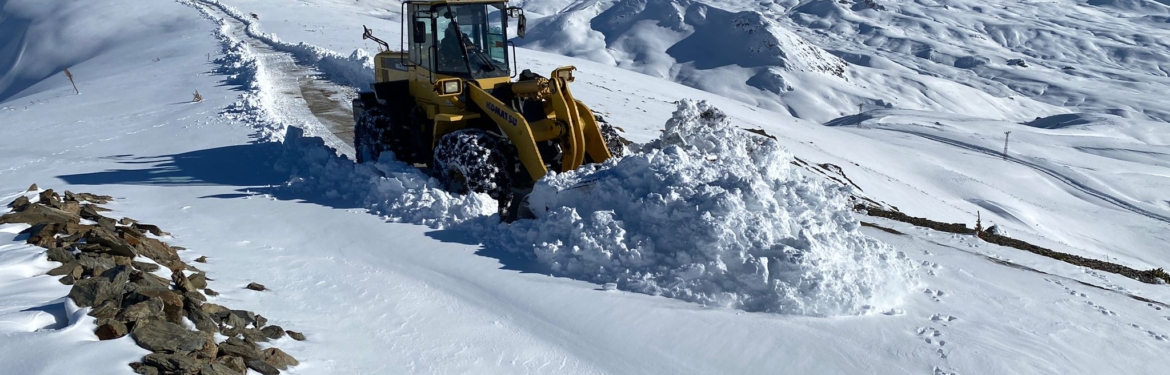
353;0;623;221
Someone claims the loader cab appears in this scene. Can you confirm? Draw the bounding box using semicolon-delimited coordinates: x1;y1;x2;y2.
407;1;517;81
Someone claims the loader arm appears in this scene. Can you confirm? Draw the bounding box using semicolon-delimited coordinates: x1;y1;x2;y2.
464;83;550;181
547;67;612;170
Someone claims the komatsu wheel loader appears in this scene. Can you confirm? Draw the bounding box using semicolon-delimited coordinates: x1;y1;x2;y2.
353;0;622;221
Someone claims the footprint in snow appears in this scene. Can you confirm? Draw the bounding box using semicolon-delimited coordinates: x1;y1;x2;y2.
1130;323;1169;341
915;327;949;359
933;366;959;375
1086;301;1117;316
1147;303;1163;311
930;313;959;323
924;288;946;302
921;261;942;275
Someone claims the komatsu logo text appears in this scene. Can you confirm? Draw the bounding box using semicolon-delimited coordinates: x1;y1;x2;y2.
486;102;518;127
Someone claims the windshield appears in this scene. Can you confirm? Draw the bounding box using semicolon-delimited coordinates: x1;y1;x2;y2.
434;3;509;79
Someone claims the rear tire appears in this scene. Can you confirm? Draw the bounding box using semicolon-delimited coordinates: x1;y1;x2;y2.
433;129;514;202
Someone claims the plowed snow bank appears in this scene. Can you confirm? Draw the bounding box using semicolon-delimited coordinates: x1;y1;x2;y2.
495;100;916;315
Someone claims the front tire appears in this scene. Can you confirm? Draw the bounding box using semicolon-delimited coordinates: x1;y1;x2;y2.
433;129;514;202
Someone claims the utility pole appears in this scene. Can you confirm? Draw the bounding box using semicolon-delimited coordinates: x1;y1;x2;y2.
856;104;864;128
1002;131;1011;160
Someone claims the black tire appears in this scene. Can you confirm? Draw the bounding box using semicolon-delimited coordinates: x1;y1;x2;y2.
433;129;514;202
354;103;392;164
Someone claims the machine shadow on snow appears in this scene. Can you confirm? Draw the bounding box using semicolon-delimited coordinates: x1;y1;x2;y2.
56;143;286;187
55;142;370;209
424;225;549;275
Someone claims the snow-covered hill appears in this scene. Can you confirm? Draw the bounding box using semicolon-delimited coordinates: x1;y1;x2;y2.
2;0;1169;374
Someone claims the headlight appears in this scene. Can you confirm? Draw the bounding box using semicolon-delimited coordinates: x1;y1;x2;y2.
443;80;461;95
555;68;575;82
435;79;462;96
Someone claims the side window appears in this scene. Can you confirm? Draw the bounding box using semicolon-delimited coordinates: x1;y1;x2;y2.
409;6;433;71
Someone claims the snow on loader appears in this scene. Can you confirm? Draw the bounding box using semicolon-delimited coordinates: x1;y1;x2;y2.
354;0;622;221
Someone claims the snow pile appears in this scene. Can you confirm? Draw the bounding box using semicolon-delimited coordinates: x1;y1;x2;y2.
278;127;497;228
496;100;916;315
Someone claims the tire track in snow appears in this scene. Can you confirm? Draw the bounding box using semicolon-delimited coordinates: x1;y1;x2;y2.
186;0;363;156
881;128;1170;225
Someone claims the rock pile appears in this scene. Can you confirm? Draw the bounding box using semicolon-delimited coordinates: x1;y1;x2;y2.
2;186;304;375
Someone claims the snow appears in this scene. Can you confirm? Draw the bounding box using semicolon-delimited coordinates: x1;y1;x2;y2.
500;100;916;315
2;0;1170;373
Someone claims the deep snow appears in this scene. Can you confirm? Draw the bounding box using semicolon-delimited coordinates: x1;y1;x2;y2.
2;0;1170;374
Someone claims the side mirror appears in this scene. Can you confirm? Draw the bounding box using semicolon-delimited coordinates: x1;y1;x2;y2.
506;7;527;39
517;14;527;39
413;21;427;42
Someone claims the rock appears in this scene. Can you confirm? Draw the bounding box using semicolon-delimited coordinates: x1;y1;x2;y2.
133;223;170;237
201;363;241;375
245;359;280;375
133;365;160;375
241;328;269;343
8;196;30;211
79;204;104;221
186;303;217;333
260;325;284;340
128;270;171;293
216;356;247;374
58;201;81;216
69;275;123;307
131;261;160;272
189;273;208;290
26;183;38;192
59;275;75;285
204;288;219;297
83;227;137;258
0;204;79;225
198;333;219;360
119;298;164;323
201;303;230;317
24;223;58;247
286;331;306;341
185;291;207;304
143;353;207;374
132;289;185;324
89;300;121;319
135;237;182;270
245;282;266;292
254;315;267;328
173;272;195;293
218;337;261;360
97;217;117;232
112;255;132;267
195;256;208;263
261;348;298;370
47;262;81;276
223;312;247;330
229;310;257;326
78;254;116;276
119;217;138;226
61;222;93;238
132;320;206;355
95;319;128;340
39;189;62;208
74;192;113;204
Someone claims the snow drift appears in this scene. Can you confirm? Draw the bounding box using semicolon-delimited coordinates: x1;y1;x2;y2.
494;100;916;315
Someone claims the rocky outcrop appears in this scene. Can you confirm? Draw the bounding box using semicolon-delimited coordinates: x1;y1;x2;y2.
1;188;303;375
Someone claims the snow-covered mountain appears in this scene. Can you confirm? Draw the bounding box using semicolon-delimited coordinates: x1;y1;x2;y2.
2;0;1169;374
